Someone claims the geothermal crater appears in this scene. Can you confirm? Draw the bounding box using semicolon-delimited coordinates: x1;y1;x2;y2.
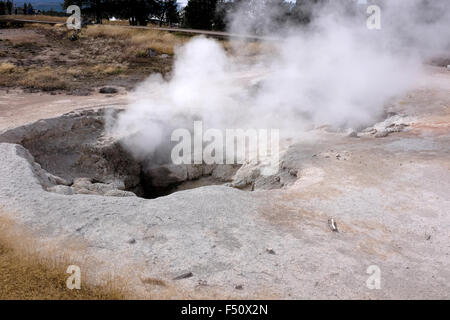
0;108;287;200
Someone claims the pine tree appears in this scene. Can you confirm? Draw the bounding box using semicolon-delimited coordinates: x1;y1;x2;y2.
63;0;167;26
184;0;218;30
265;0;290;30
213;0;233;31
0;1;6;16
6;0;12;15
27;2;33;14
291;0;323;25
163;0;179;26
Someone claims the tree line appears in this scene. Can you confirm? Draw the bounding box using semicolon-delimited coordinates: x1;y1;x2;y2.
0;1;36;15
0;1;13;15
63;0;180;26
57;0;326;31
183;0;325;32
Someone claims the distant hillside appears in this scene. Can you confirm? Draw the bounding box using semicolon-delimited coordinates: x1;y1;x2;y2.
15;1;64;12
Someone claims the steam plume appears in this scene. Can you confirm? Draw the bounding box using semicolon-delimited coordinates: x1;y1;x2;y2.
110;0;449;161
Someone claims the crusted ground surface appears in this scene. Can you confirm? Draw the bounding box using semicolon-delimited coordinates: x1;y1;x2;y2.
0;66;448;299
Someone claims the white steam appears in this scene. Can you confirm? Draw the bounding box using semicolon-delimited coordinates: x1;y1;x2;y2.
110;0;449;161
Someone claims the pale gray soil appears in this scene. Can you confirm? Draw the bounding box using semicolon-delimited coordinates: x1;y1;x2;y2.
0;89;128;130
0;66;448;299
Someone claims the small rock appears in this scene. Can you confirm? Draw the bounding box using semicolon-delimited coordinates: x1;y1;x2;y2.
90;183;116;194
48;185;74;196
266;248;276;255
328;218;339;233
235;285;244;290
99;87;118;94
426;234;432;241
198;280;208;286
69;33;78;41
46;174;71;186
288;169;298;177
375;131;390;138
348;131;359;138
363;128;377;135
73;177;93;186
387;123;408;133
147;48;157;57
104;190;137;197
127;238;136;244
107;180;126;191
173;272;193;280
75;188;97;195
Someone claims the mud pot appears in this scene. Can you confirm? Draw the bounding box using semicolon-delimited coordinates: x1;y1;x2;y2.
0;108;291;200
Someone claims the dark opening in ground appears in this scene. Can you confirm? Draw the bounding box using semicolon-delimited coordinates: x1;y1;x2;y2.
0;108;241;199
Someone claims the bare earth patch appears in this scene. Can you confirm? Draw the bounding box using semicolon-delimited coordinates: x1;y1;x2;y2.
0;25;176;95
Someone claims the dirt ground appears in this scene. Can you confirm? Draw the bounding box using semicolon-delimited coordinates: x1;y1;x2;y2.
0;88;128;130
0;25;175;95
0;24;185;129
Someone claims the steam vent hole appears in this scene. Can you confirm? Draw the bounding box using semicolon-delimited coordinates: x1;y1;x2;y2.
0;109;241;199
